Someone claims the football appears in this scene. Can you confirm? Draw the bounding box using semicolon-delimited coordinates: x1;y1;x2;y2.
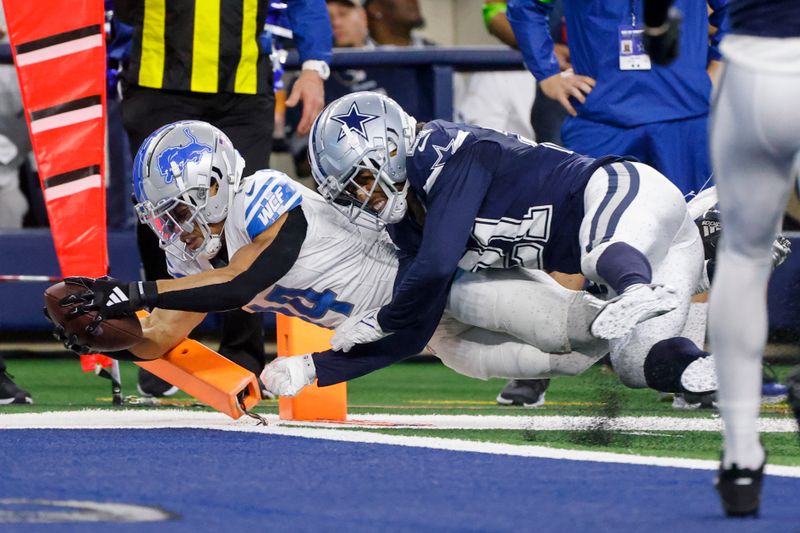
44;280;143;352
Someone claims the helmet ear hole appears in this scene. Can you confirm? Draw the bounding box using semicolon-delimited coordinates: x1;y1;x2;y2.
209;167;224;197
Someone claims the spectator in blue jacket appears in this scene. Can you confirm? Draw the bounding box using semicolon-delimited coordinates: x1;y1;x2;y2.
506;0;728;195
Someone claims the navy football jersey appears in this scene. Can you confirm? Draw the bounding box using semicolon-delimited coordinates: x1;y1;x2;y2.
378;120;619;333
729;0;800;38
409;120;616;273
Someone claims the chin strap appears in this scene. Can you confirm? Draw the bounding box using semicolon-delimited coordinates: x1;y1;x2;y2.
202;233;223;259
377;179;409;224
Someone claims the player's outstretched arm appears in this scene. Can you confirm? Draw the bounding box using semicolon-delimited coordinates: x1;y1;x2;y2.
129;308;207;360
154;208;299;301
149;208;306;312
65;207;307;320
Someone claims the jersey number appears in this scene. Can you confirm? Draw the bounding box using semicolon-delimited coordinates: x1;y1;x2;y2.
257;286;354;320
458;206;552;271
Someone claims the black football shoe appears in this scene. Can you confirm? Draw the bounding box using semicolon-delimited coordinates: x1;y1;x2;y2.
137;368;178;398
0;370;33;405
786;366;800;433
715;457;765;518
496;379;550;408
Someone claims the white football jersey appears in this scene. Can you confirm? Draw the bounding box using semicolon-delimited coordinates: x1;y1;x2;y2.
166;170;399;328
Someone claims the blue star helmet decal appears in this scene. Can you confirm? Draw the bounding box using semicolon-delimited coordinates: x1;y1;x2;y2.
330;102;379;141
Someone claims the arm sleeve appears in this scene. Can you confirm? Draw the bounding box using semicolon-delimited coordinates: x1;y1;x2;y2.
377;141;500;333
312;334;416;386
506;0;560;80
154;207;308;312
707;0;729;62
286;0;333;63
313;304;444;386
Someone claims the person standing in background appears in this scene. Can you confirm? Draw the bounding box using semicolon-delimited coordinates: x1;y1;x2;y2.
507;0;727;196
0;10;29;229
113;0;331;394
363;0;433;47
483;0;568;144
328;0;369;47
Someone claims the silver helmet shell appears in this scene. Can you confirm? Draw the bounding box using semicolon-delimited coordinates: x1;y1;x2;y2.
309;91;417;228
132;120;245;260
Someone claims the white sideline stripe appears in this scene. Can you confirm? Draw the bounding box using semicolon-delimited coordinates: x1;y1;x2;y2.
2;410;800;478
30;105;103;134
43;174;102;201
16;35;103;66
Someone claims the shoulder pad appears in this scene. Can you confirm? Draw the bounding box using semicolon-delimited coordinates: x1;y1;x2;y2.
411;122;471;168
409;121;473;193
242;170;303;240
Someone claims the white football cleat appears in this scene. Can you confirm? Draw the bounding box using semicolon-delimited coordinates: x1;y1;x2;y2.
680;354;718;394
590;283;680;340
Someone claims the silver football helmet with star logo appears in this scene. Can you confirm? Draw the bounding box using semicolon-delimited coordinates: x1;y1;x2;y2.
132;120;245;261
309;91;417;228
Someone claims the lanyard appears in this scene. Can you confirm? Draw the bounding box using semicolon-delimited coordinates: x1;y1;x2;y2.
629;0;637;26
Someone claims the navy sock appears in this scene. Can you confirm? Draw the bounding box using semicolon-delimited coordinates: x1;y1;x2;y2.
643;337;709;393
595;242;652;294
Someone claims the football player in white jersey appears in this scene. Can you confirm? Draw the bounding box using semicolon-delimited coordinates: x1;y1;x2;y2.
706;1;800;518
56;120;715;401
645;0;800;516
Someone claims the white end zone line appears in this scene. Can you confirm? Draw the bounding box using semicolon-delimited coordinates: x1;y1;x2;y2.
2;410;799;478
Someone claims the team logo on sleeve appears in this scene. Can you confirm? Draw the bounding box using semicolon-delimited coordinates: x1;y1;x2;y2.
156;128;212;183
330;102;379;141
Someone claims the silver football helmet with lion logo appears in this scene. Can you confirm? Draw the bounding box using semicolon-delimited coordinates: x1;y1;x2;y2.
309;91;417;228
132;120;244;260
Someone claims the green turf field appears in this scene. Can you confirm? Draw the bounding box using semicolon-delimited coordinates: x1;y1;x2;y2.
3;357;799;465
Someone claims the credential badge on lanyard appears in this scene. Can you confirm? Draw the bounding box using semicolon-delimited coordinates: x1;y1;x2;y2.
618;0;652;71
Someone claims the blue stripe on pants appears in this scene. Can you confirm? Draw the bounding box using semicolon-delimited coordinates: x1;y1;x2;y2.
587;164;618;253
599;161;640;246
587;162;641;252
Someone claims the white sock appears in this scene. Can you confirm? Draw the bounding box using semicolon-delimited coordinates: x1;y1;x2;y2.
708;248;771;469
719;401;765;469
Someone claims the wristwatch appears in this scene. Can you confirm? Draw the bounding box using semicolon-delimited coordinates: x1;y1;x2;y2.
302;60;330;81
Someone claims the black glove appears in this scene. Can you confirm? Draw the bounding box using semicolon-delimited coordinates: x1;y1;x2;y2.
772;235;792;269
695;205;721;261
43;306;95;355
643;8;682;66
61;276;158;325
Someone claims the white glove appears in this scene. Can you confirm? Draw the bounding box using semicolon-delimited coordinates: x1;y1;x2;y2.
260;354;316;397
330;308;389;352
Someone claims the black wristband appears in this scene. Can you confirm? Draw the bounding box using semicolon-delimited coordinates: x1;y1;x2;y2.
128;281;159;310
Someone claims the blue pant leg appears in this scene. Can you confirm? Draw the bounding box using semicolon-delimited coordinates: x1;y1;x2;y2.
561;116;647;160
644;116;712;196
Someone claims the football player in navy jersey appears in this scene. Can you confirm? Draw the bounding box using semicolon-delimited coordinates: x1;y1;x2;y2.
309;91;718;399
645;0;800;518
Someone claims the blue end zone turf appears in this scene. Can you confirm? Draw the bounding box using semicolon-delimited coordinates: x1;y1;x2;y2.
0;429;796;532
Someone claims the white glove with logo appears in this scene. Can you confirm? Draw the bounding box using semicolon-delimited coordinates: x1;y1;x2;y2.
330;308;389;352
260;354;316;397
